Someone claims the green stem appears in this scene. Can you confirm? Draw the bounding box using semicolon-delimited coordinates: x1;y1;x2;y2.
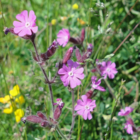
56;126;67;140
68;89;75;139
105;80;125;139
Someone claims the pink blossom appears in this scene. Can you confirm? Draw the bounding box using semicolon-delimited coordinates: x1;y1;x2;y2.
57;29;70;47
91;76;106;92
58;60;84;88
53;98;64;109
100;61;118;79
118;107;133;116
13;10;38;37
75;95;96;120
124;118;134;134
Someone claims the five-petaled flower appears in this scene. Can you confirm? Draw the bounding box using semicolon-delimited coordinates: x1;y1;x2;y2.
75;95;96;120
13;10;38;37
57;29;70;47
91;76;106;91
58;60;84;88
118;107;133;116
100;61;118;79
124;118;135;135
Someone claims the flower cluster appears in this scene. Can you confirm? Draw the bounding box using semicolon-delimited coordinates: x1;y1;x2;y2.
4;10;121;140
0;85;25;123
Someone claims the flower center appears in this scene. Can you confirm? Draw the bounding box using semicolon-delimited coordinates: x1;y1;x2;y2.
57;100;63;106
68;71;73;76
92;84;97;89
25;22;30;28
85;105;90;110
64;36;68;40
106;68;110;72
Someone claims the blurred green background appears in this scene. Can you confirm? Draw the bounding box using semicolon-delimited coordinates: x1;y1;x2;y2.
0;0;140;140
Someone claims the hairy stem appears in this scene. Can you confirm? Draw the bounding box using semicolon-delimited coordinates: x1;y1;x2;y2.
31;38;54;112
31;38;67;140
56;126;67;140
68;89;75;139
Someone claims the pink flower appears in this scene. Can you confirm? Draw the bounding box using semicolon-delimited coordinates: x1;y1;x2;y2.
124;118;134;134
118;107;133;116
91;76;106;92
53;98;64;109
75;95;96;120
13;10;38;37
58;60;84;88
100;61;118;79
57;29;70;47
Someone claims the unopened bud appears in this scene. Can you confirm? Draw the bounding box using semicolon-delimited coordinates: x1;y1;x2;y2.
75;47;82;62
40;40;58;61
37;111;47;120
80;28;85;43
54;106;62;120
24;115;43;123
63;47;73;64
69;37;82;45
86;90;94;99
87;44;94;52
41;121;50;127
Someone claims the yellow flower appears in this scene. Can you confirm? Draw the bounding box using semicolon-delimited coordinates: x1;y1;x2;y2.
51;19;57;25
14;109;24;123
0;95;11;104
77;18;86;25
8;70;14;74
3;106;13;114
10;85;20;97
72;3;78;10
15;95;25;104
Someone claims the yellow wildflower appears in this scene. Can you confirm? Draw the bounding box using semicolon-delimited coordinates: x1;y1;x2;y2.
10;85;20;97
8;70;14;74
77;18;86;25
72;3;78;10
51;19;57;25
15;95;25;104
0;95;11;104
3;106;13;114
14;109;24;123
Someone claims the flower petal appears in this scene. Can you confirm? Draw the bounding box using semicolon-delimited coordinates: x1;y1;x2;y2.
81;95;87;103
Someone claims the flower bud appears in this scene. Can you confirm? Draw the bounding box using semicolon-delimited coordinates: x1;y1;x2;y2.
24;115;43;123
40;40;58;61
69;37;81;45
37;111;47;120
75;47;82;62
85;90;93;99
87;43;94;52
53;106;62;120
63;47;74;64
80;28;85;43
41;121;50;127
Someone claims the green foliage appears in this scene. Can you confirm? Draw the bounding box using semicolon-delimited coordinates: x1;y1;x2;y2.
0;0;140;140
